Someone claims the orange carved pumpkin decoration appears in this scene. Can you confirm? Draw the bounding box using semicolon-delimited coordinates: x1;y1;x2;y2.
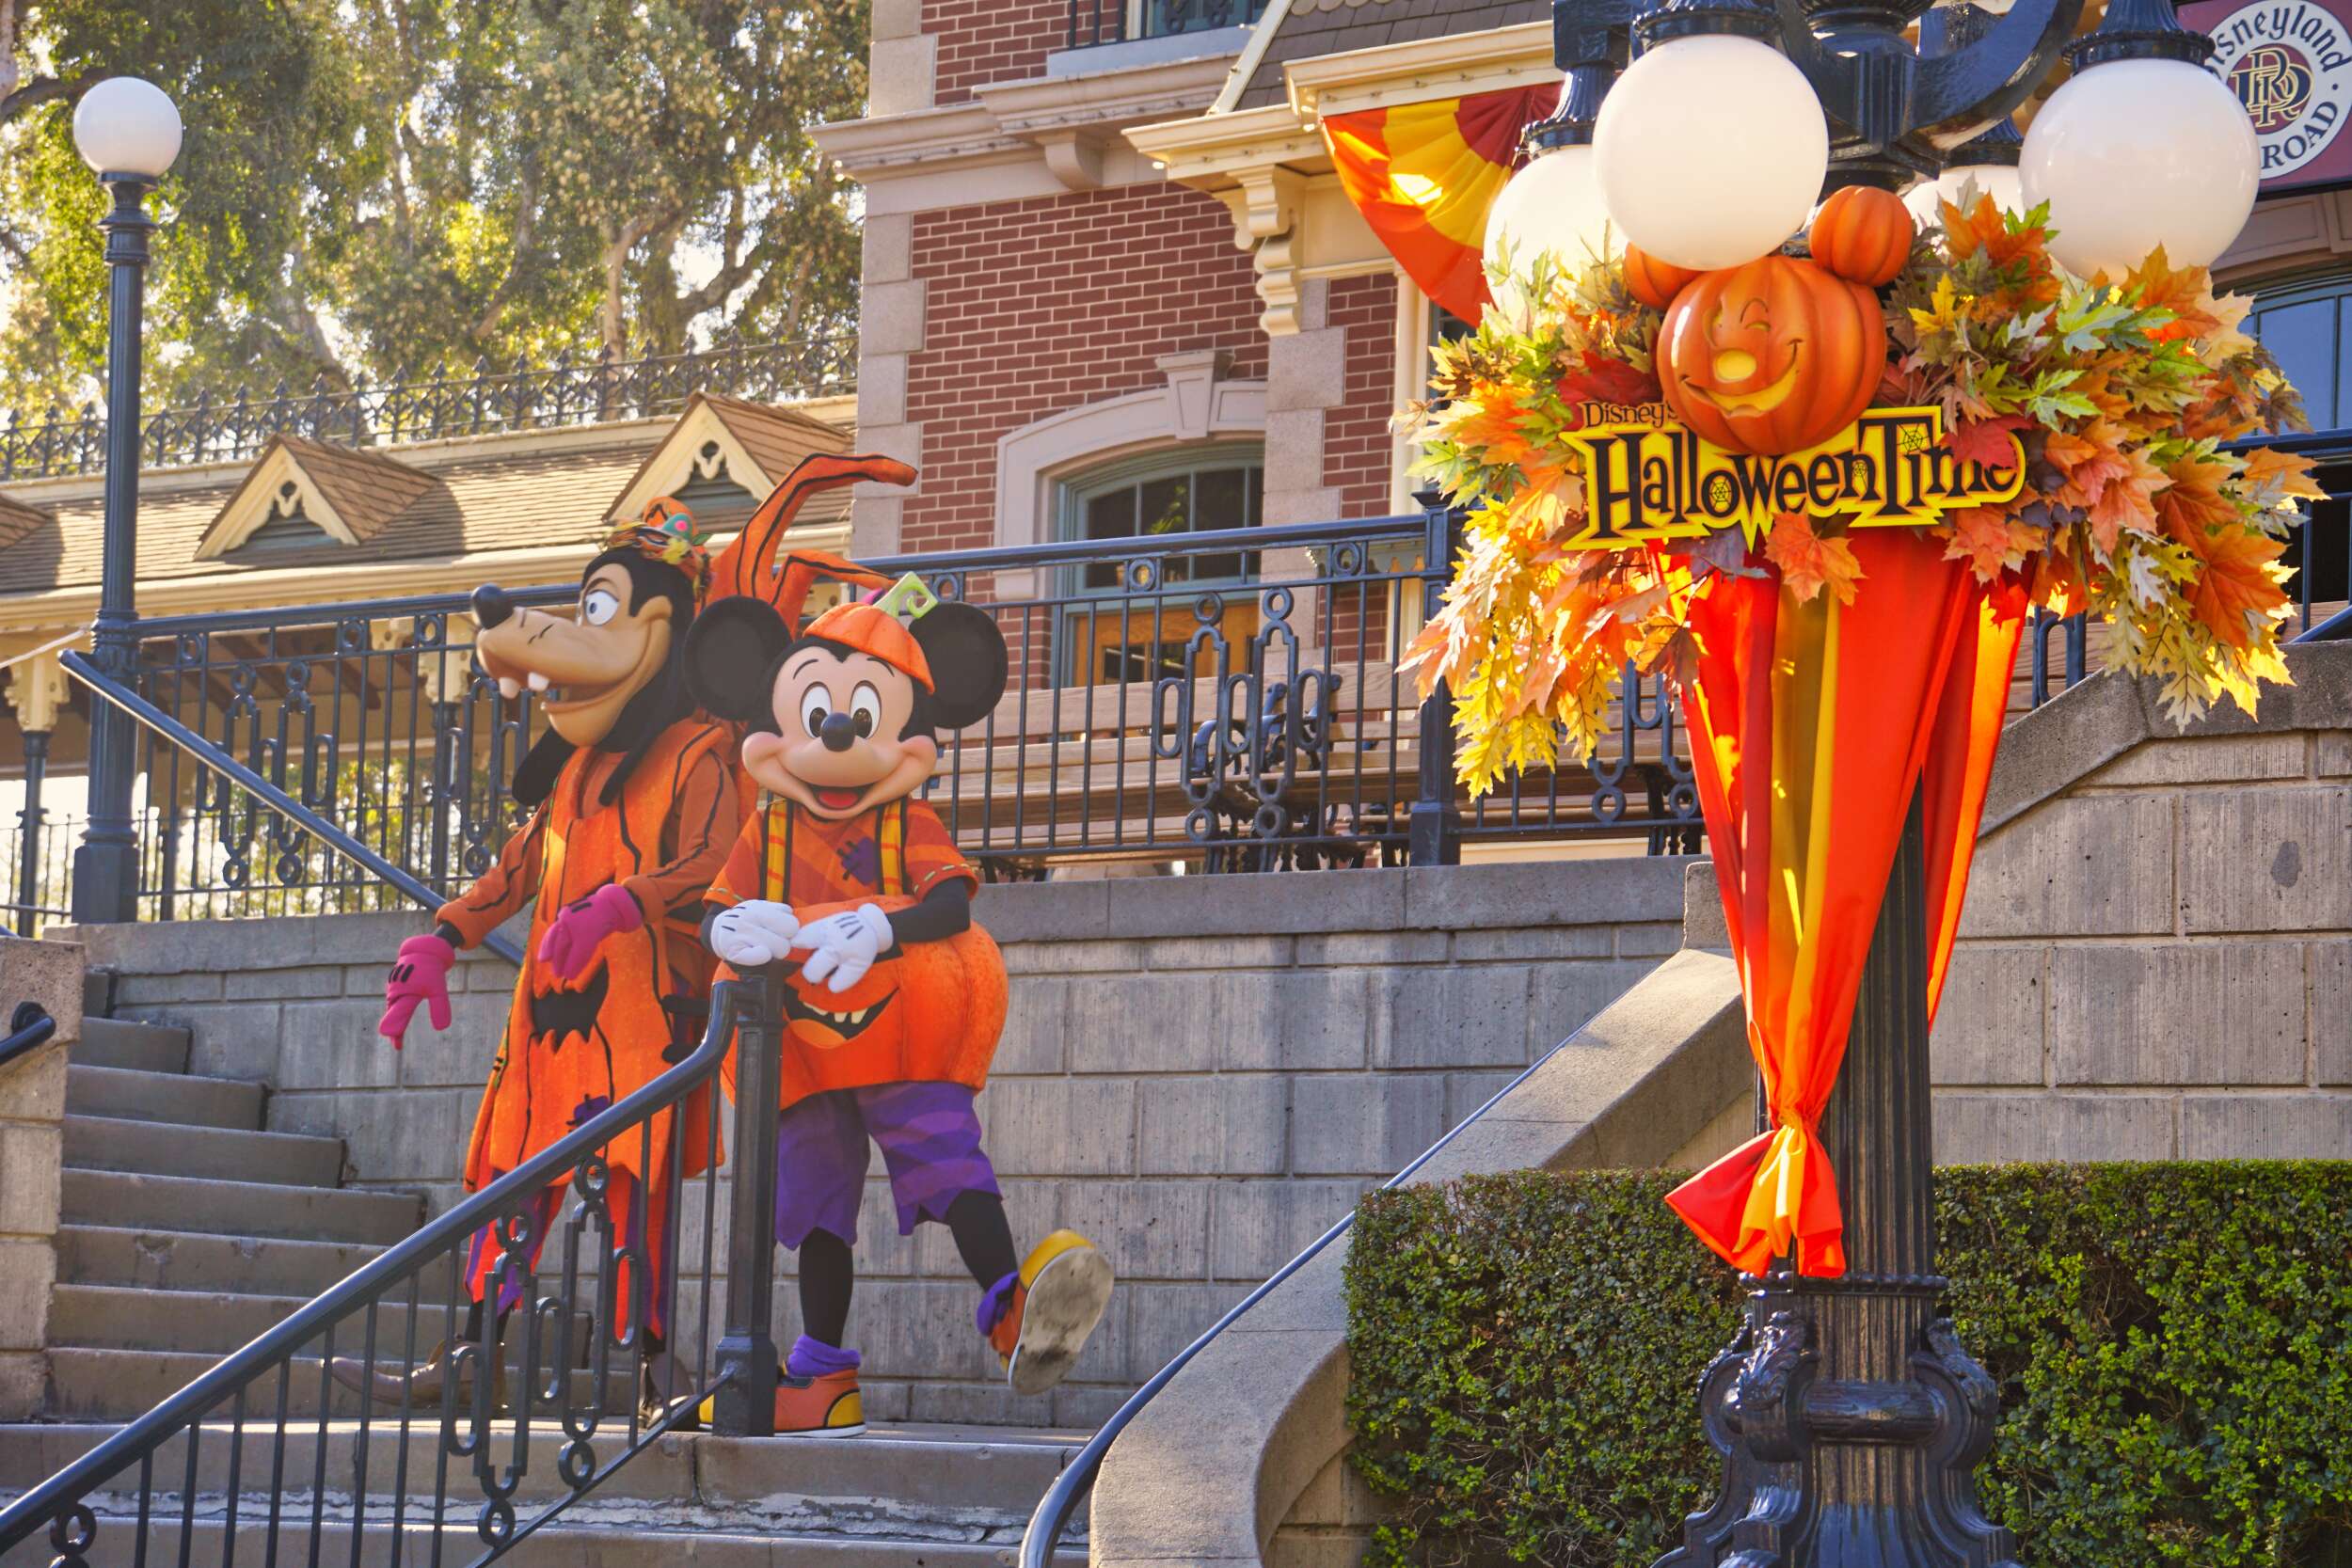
736;895;1009;1112
1807;184;1915;288
1624;245;1701;311
1656;255;1887;457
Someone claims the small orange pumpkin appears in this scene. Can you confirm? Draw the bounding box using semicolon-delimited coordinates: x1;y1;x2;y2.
1807;185;1915;288
1656;255;1886;457
1624;245;1702;312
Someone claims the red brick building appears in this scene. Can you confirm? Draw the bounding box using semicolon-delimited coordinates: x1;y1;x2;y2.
814;3;1565;574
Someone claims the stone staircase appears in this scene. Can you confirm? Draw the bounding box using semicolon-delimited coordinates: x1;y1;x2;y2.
0;971;1088;1565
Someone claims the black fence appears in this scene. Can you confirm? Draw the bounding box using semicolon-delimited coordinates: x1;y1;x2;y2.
31;502;1699;925
0;331;855;482
1067;0;1270;49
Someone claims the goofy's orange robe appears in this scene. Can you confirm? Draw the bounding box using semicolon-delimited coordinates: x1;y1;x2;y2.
437;718;751;1333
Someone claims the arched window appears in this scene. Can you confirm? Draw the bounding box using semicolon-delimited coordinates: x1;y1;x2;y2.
1055;444;1264;684
2248;273;2352;431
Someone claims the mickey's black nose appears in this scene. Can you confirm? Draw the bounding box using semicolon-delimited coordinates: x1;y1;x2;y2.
819;711;858;752
472;585;516;630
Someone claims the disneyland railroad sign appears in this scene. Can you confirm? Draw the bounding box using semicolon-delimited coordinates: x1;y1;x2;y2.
1557;402;2026;548
2189;0;2352;192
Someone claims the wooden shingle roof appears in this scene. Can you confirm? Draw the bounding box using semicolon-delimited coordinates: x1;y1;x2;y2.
1235;0;1552;108
0;492;48;550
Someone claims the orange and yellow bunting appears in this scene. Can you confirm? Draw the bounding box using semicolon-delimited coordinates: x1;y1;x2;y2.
1324;85;1560;324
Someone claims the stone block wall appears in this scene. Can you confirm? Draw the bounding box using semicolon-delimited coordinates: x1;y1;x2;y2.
78;858;1688;1428
0;936;79;1419
1931;642;2352;1162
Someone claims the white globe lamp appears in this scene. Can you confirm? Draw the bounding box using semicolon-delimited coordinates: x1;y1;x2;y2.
1595;31;1827;270
72;76;183;181
1485;144;1618;278
2019;0;2258;276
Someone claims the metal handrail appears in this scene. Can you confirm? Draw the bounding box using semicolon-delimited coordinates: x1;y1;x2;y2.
59;649;523;965
0;978;750;1554
0;1002;56;1072
1017;1021;1590;1568
2294;603;2351;641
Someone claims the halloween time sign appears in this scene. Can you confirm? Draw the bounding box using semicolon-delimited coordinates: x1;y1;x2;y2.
1556;401;2026;549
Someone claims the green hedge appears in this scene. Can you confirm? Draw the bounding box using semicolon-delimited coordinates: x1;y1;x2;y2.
1345;1164;2352;1568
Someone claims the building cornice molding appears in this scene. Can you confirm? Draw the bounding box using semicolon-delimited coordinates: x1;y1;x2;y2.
817;51;1239;196
1123;20;1542;335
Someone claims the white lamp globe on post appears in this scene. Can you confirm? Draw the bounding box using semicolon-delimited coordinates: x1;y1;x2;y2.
1904;122;2026;224
72;75;183;179
65;74;181;927
2019;0;2258;276
1594;1;1827;270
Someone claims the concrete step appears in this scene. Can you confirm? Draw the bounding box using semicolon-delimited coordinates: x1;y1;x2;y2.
74;1016;190;1075
63;1115;343;1188
65;1065;265;1132
0;1422;1088;1550
56;1226;450;1301
43;1348;631;1424
50;1284;596;1368
62;1170;420;1247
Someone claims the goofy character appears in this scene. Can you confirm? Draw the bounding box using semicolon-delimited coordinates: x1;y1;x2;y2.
682;572;1113;1436
355;455;913;1409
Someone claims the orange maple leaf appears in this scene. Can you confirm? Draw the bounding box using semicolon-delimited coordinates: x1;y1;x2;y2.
2046;423;2131;510
1764;513;1865;607
2123;245;2221;341
2238;446;2328;503
2153;455;2240;544
2170;515;2290;650
2087;446;2166;555
1943;506;2041;582
1939;193;2050;274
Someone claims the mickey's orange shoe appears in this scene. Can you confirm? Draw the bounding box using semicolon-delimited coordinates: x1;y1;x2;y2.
773;1366;866;1437
986;1230;1114;1397
689;1367;866;1437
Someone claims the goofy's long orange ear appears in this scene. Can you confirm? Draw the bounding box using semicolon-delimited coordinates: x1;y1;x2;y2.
705;452;916;626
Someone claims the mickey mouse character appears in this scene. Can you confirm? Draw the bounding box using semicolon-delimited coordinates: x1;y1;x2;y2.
685;573;1112;1437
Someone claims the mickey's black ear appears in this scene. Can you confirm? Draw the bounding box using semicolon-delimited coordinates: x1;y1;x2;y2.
686;595;791;724
913;602;1009;730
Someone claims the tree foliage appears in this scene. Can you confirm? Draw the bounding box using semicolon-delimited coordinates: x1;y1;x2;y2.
0;0;866;412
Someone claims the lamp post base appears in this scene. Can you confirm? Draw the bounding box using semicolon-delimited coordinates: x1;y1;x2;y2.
69;836;141;927
1655;1271;2015;1568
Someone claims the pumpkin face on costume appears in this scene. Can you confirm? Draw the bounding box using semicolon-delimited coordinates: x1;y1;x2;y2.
1656;255;1886;457
773;895;1008;1092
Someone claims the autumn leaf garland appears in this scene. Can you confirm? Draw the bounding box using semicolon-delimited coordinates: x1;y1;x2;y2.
1404;194;2319;794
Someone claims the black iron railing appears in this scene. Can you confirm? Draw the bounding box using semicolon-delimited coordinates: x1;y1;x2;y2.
0;1001;56;1072
0;331;855;482
40;500;1695;922
1067;0;1269;49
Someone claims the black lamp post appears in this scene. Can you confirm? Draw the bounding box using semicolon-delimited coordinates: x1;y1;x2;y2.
67;77;182;927
1482;1;2257;1562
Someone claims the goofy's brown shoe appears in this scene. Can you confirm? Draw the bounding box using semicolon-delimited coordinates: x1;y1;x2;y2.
986;1230;1114;1397
327;1340;508;1411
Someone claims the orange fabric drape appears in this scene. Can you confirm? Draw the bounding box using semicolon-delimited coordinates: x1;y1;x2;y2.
1323;85;1561;324
1664;531;2026;1276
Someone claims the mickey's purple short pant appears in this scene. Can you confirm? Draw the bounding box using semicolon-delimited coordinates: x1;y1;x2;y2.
774;1081;1001;1249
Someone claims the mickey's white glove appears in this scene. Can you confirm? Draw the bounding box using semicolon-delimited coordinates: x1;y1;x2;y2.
709;901;801;967
797;904;893;994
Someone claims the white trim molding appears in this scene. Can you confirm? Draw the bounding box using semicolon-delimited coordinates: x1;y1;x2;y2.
992;351;1266;591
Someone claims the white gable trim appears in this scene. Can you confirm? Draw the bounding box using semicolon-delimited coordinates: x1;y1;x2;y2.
196;445;364;560
606;402;779;525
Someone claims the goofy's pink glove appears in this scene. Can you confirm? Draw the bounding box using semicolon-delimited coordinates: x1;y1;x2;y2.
537;881;644;982
379;933;455;1050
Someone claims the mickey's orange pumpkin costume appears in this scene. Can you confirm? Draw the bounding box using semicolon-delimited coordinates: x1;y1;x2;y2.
352;455;916;1411
684;571;1112;1436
